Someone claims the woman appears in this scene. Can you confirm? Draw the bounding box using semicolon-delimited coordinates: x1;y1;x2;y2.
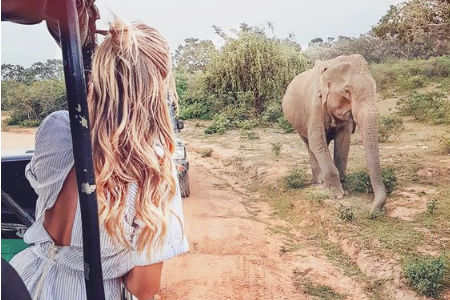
10;19;189;300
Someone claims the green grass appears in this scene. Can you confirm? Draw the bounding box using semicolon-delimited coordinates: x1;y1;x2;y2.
283;166;308;189
292;270;345;299
404;255;446;298
370;56;450;98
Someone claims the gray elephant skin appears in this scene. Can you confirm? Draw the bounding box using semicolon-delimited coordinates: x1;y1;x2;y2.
282;54;387;212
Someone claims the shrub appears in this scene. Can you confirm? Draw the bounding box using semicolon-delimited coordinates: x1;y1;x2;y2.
370;57;450;98
238;119;259;130
5;79;67;127
404;255;446;298
271;142;281;156
240;129;260;140
283;166;308;189
199;148;213;158
427;199;438;214
278;116;295;133
261;103;283;124
378;115;404;142
204;113;232;134
338;206;355;222
304;282;344;299
343;168;397;194
439;131;450;154
397;92;450;125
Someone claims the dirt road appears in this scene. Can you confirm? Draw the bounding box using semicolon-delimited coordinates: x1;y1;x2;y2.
158;151;369;300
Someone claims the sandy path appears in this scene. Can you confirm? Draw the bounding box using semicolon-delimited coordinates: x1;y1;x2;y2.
1;129;36;155
158;152;300;300
158;152;370;300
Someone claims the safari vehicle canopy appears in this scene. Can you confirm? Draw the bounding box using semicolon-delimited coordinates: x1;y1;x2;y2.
2;0;106;299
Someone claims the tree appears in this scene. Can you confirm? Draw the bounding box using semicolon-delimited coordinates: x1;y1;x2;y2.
174;38;218;73
205;24;308;117
1;64;33;83
372;0;450;57
30;59;63;80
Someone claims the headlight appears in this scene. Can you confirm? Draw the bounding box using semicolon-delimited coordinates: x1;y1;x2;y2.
173;146;185;160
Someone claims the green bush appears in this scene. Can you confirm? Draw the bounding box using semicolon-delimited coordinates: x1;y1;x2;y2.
397;91;450;125
404;255;446;298
271;142;281;156
278;116;295;133
338;206;355;222
204;112;232;134
238;119;259;130
427;199;438;214
378;115;404;142
370;56;450;97
343;168;397;194
240;129;260;140
261;103;283;124
439;131;450;154
284;166;308;189
5;79;67;127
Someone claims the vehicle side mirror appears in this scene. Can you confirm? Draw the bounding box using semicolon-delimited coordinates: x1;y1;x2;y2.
177;120;184;130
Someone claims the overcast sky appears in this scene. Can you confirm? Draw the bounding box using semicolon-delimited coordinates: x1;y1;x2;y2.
1;0;404;67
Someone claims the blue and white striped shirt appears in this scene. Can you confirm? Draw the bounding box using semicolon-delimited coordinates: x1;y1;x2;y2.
10;111;189;300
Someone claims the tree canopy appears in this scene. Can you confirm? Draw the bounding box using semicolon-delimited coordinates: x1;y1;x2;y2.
174;38;218;73
205;24;308;117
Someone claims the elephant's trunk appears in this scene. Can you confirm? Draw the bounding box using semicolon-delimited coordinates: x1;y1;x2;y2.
356;103;387;212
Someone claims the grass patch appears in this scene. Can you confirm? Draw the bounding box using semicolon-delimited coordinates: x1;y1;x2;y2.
292;271;345;300
204;112;232;134
439;131;450;154
1;121;10;132
397;91;450;125
343;168;397;194
427;199;438;214
278;116;295;133
283;166;308;189
239;129;260;140
337;205;355;222
370;56;450;98
198;148;213;157
271;142;281;156
403;255;446;298
378;115;404;143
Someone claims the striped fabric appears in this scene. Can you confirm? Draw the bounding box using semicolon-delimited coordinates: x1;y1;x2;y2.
10;111;189;300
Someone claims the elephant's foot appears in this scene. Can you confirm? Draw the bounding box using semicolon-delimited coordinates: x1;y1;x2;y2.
312;179;324;185
329;185;345;200
370;192;387;212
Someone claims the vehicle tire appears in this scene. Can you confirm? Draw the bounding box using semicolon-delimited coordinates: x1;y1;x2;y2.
180;172;190;198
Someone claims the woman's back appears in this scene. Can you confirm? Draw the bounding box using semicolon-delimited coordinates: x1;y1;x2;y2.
9;18;189;300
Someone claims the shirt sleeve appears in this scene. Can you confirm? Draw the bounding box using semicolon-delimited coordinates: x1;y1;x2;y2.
23;111;75;244
131;165;189;266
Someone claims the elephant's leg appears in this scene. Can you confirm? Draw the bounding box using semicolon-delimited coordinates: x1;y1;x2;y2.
301;136;322;184
334;125;352;180
308;130;344;199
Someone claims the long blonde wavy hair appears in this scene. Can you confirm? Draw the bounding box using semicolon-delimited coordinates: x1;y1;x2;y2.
88;19;176;251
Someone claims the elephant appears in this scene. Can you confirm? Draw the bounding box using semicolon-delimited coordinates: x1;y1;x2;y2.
282;54;386;212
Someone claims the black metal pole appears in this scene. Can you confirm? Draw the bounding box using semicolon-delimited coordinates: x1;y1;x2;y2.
57;0;105;299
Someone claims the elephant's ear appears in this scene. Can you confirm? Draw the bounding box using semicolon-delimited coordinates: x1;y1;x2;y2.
320;61;352;106
319;66;330;107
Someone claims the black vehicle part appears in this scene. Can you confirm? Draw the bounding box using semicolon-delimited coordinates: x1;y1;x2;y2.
1;155;37;227
58;0;105;299
1;191;34;229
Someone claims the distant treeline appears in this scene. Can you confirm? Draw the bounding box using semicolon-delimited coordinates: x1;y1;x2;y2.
1;60;66;126
1;0;449;129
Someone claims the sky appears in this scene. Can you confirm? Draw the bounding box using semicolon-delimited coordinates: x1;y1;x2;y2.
1;0;404;67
